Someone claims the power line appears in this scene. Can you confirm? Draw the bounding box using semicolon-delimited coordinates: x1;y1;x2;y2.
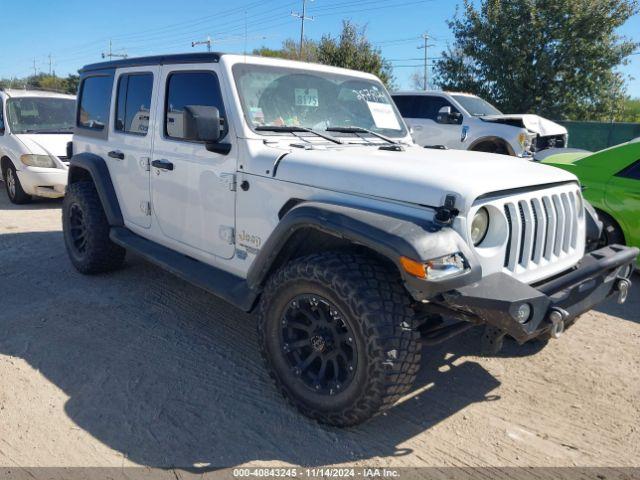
102;40;128;60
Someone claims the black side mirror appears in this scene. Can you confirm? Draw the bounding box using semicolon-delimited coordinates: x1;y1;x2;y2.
183;105;222;143
450;112;463;125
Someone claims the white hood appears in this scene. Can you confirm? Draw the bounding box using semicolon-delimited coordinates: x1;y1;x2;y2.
15;133;72;158
480;114;567;137
272;144;577;213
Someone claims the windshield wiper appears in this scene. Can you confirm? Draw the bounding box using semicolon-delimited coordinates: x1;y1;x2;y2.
255;125;343;144
326;126;398;145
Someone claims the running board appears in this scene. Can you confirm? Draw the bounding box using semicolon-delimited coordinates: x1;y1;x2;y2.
110;227;257;312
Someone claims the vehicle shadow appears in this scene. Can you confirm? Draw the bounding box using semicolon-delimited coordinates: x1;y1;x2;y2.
593;274;640;324
0;231;504;468
0;185;63;210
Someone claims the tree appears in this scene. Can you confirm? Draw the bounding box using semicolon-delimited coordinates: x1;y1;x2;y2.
253;21;395;88
317;21;394;88
434;0;639;120
254;39;318;62
0;73;80;94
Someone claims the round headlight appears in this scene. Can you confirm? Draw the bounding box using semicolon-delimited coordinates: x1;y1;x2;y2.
470;207;490;246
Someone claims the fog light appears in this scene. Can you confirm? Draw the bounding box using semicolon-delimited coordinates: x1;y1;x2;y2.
513;303;532;324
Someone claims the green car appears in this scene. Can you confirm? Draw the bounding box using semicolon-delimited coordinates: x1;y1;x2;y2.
542;140;640;265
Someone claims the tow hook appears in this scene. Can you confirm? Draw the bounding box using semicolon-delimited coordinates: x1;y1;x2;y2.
615;278;631;304
548;308;568;339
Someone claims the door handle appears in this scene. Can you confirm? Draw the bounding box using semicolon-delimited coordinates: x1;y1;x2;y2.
108;150;125;160
151;159;174;171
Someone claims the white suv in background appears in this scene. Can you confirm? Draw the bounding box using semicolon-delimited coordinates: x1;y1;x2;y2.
0;88;75;203
392;91;568;157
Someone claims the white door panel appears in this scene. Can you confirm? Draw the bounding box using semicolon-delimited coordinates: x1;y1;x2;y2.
151;65;236;260
108;67;158;229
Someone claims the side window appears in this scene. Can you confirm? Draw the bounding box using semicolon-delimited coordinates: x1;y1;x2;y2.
617;160;640;180
115;73;153;135
164;71;226;141
415;96;458;121
77;76;113;130
392;96;416;118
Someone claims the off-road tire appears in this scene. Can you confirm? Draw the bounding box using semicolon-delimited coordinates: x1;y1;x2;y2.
62;181;126;274
258;251;421;427
3;163;32;204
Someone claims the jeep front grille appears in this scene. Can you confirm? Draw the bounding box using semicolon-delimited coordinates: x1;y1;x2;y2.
502;189;581;273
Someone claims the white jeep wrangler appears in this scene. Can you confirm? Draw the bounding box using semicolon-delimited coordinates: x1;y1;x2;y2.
392;91;568;157
63;53;637;427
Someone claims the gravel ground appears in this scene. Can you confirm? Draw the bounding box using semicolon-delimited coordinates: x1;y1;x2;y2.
0;191;638;469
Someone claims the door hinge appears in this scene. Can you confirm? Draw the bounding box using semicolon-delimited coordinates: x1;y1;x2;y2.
220;173;236;191
219;226;235;245
140;157;151;172
140;201;152;216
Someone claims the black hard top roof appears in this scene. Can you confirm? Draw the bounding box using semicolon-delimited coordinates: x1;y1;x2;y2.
79;52;223;73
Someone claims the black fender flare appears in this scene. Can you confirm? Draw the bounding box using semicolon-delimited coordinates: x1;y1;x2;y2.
246;201;482;300
68;152;124;227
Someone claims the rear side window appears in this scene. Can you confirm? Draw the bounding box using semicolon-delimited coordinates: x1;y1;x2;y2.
0;99;5;134
164;71;226;140
115;73;153;135
77;76;113;130
392;96;416;117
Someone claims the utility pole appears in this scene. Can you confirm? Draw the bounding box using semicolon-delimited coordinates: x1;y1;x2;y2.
32;58;38;77
48;53;53;76
417;33;434;90
192;35;212;52
102;40;128;60
291;0;313;59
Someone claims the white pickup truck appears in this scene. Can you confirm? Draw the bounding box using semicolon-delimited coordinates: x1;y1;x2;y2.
392;91;568;157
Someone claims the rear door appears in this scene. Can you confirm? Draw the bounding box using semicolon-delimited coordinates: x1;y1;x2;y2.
108;67;158;229
606;160;640;247
150;66;237;259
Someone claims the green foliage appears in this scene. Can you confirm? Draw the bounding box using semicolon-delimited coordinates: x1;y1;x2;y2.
253;21;394;88
621;98;640;122
0;73;80;94
434;0;639;120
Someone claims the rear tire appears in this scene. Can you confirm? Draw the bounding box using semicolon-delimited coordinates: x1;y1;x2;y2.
62;181;126;274
258;251;421;427
3;163;32;204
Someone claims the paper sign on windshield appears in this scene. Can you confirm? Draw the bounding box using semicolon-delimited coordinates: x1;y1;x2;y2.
295;88;319;107
367;101;401;130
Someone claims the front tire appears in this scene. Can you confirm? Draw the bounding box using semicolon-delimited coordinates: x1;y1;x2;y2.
3;163;32;204
62;181;126;274
258;252;421;427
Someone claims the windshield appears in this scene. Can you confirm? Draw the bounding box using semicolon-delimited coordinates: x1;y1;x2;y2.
7;97;75;134
233;64;408;138
451;95;502;116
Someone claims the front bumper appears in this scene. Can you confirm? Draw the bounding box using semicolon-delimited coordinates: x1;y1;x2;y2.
17;167;67;198
437;244;638;343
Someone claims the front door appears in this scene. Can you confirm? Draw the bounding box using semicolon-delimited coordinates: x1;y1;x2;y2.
407;96;463;148
150;66;236;259
108;67;158;228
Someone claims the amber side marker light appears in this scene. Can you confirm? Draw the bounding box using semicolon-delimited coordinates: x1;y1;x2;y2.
400;256;427;279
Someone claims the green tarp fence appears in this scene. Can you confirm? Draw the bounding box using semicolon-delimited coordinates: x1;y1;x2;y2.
557;121;640;151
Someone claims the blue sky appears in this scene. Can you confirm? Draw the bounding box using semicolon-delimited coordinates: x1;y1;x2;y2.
0;0;638;96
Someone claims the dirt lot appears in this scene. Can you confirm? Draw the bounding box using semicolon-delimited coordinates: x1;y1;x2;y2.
0;191;639;469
